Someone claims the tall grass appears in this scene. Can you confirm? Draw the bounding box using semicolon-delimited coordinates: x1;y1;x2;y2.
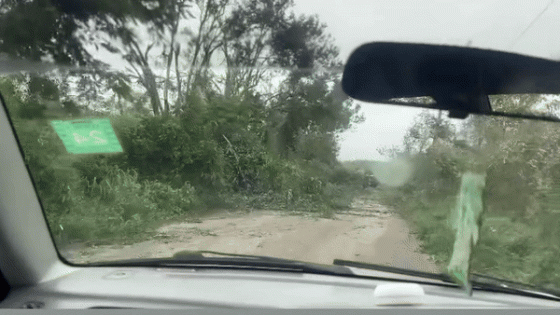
48;164;204;245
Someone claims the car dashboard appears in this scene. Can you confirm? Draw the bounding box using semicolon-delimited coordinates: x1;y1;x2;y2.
1;266;559;310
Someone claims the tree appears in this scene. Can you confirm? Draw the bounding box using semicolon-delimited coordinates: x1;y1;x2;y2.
0;0;93;65
221;0;291;98
269;74;361;158
84;0;195;115
270;12;340;82
402;110;456;155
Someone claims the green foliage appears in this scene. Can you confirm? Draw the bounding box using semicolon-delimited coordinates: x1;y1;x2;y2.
0;76;49;119
143;180;201;216
6;102;365;244
271;76;359;156
49;164;203;243
489;94;547;114
485;162;533;218
0;0;93;65
9;118;82;215
28;77;59;101
403;110;455;154
271;12;340;70
377;97;560;290
294;127;339;165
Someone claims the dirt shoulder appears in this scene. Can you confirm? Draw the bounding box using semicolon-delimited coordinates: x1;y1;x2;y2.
61;196;440;274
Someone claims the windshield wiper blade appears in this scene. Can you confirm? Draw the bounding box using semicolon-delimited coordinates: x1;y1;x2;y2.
333;259;456;283
86;251;355;277
469;274;560;301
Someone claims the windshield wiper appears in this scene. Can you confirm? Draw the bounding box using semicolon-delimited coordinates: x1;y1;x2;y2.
85;253;560;301
333;259;560;301
468;273;560;301
86;250;355;277
333;259;456;283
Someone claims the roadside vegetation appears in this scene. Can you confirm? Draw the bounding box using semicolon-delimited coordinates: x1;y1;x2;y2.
0;0;369;245
2;79;369;245
374;97;560;291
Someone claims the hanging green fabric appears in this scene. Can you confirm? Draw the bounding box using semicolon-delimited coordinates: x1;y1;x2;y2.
447;172;486;295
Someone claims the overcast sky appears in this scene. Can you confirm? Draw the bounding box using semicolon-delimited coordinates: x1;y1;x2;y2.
292;0;560;161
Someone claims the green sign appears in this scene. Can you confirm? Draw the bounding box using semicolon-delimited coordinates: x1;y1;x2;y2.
51;119;123;154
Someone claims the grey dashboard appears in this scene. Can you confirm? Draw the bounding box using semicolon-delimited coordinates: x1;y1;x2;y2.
1;266;559;309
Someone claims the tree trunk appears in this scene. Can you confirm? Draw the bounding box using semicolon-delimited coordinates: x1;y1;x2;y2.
164;44;174;115
175;44;182;110
164;17;179;116
143;67;162;115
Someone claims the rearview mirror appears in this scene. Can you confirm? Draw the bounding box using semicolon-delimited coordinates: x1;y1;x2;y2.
341;42;560;121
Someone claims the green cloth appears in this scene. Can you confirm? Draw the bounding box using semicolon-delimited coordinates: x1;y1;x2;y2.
447;172;486;295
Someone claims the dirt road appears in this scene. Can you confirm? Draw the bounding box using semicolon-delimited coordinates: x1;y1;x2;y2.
61;196;440;273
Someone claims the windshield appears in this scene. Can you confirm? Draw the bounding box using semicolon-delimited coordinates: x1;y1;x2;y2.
2;0;560;295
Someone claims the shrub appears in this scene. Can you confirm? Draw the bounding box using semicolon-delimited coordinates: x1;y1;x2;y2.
143;181;202;216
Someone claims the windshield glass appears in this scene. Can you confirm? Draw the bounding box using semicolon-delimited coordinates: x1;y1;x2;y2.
2;0;560;295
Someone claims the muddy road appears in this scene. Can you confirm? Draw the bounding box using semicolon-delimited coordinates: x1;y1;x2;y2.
61;195;440;273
